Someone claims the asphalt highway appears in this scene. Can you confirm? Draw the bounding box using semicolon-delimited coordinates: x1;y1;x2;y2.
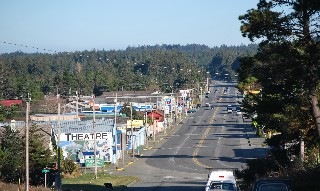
115;80;268;191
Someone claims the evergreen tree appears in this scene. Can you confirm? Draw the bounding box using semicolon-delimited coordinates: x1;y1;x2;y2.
24;124;54;185
0;124;55;185
0;126;24;182
239;0;320;135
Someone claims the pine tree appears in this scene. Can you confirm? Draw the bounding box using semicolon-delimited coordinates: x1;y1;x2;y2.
0;126;23;182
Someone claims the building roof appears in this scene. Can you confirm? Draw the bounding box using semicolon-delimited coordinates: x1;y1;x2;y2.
147;111;162;119
0;100;23;107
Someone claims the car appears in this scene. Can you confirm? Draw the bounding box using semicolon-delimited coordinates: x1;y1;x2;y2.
236;106;242;115
223;88;228;94
251;179;292;191
227;105;233;113
206;103;211;107
187;109;196;113
196;104;201;108
205;169;238;191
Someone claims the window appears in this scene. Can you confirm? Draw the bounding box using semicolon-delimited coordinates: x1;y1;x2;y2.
210;183;234;190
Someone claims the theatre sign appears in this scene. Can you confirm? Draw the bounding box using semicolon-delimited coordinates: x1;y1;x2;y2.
62;132;110;141
51;119;115;163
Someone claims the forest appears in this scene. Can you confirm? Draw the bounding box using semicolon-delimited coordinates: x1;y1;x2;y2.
0;44;257;100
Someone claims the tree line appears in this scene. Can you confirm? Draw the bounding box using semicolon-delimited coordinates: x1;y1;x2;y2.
0;44;257;100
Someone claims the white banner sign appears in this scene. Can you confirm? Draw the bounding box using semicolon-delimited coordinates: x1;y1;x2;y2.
59;132;110;141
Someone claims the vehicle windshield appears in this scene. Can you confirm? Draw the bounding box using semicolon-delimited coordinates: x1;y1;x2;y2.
209;182;234;190
259;183;289;191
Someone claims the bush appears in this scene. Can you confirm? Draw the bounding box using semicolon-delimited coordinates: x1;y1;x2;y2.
62;158;77;175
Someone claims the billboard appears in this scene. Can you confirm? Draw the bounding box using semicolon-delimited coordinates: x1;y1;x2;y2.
56;132;112;163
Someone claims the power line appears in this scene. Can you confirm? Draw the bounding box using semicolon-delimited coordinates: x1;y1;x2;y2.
0;40;58;53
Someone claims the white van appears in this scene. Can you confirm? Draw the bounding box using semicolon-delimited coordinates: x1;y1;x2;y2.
205;169;238;191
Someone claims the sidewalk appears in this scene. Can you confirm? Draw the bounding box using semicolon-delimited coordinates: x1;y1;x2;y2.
104;115;187;173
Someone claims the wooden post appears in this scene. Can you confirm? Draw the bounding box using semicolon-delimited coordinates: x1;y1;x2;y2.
25;102;29;191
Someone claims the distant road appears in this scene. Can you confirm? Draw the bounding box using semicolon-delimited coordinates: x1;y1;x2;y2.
117;80;268;191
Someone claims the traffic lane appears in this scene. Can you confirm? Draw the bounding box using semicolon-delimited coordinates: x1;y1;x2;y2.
200;82;265;169
144;106;214;174
195;87;249;169
121;117;208;191
195;104;233;168
126;178;206;191
211;115;267;168
173;102;230;170
170;113;218;174
198;110;265;169
213;89;250;169
125;157;206;191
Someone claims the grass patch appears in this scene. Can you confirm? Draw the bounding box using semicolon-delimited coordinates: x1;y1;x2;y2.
62;172;140;191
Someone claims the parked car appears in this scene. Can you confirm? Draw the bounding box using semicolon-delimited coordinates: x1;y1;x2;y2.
251;179;292;191
196;104;202;108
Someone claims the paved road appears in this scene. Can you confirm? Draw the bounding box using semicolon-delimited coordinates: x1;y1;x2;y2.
114;80;268;191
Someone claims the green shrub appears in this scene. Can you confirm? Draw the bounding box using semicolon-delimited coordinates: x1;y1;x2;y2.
62;158;77;175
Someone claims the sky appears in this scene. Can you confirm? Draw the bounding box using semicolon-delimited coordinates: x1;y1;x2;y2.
0;0;259;53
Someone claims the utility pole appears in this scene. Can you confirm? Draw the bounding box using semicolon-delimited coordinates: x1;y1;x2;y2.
152;112;155;142
56;103;61;190
170;97;173;129
130;103;134;160
164;114;166;135
114;103;117;167
93;100;97;179
150;98;155;142
76;91;79;119
25;102;30;191
144;102;148;148
174;95;177;123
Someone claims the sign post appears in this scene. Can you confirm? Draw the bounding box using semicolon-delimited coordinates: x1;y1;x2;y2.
42;169;50;188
